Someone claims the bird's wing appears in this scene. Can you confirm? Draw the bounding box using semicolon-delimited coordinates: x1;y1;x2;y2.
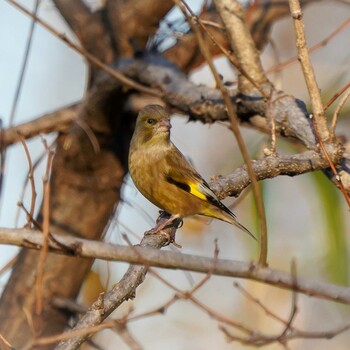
163;145;236;218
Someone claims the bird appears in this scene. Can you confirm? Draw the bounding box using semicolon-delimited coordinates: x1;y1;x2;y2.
128;104;255;241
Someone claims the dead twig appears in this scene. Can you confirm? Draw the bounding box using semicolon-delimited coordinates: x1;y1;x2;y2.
35;140;55;317
324;81;350;111
331;85;350;138
17;133;37;226
309;114;350;207
267;17;350;76
5;0;162;98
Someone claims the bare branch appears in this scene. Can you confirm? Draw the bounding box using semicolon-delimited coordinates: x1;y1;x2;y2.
0;227;350;304
35;144;55;316
17;134;37;223
106;0;173;56
324;81;350;111
288;0;329;140
213;0;269;92
54;216;179;349
1;105;78;147
209;150;334;198
331;85;350;138
267;17;350;76
5;0;161;97
309;115;350;207
53;0;115;62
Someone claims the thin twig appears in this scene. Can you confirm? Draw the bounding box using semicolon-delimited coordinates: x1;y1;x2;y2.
112;321;143;350
324;82;350;111
177;0;268;265
309;114;350;207
15;140;55;227
8;0;41;126
17;132;37;226
278;260;298;341
74;118;100;154
126;295;179;322
5;0;162;98
234;282;289;325
331;86;350;138
17;201;42;230
0;254;18;277
0;333;15;350
35;141;55;316
267;17;350;76
0;0;41;215
198;16;268;97
220;320;350;347
34;319;119;346
268;88;277;155
188;239;219;294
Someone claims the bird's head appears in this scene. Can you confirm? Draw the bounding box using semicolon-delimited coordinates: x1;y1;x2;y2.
132;105;172;147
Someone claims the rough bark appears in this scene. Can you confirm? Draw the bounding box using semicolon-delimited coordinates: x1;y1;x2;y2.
0;84;129;347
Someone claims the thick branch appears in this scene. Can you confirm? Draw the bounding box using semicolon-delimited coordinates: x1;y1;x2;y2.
209;150;334;198
1;104;78;147
0;228;349;305
54;215;179;349
0;44;129;350
106;0;173;56
288;0;329;140
213;0;268;91
119;57;316;147
53;0;115;63
164;5;230;71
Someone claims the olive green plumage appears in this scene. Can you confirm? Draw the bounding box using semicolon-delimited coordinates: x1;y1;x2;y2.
128;104;254;239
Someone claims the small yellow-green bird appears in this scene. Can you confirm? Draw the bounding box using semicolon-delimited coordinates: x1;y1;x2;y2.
128;104;254;239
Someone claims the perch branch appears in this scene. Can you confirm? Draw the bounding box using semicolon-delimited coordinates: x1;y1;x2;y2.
0;227;349;304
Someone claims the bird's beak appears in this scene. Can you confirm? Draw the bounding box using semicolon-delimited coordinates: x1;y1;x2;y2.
157;118;171;133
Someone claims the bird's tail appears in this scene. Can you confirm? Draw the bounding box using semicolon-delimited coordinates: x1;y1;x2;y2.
228;216;257;241
206;207;257;241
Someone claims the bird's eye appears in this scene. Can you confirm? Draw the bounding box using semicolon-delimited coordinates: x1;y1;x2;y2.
146;118;156;125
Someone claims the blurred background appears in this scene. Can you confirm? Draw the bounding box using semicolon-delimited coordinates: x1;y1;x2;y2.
0;0;349;349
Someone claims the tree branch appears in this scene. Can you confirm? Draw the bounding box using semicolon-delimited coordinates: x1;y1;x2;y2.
106;0;174;56
213;0;269;92
209;150;332;198
1;104;78;147
52;0;115;63
288;0;329;140
0;227;349;305
54;215;179;349
5;0;161;97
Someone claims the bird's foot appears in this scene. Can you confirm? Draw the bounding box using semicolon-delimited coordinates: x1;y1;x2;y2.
145;227;182;248
145;227;161;236
145;213;182;247
159;230;182;248
146;214;181;234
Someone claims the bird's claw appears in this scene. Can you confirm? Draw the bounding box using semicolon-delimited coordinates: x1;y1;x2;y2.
144;228;182;248
145;227;159;236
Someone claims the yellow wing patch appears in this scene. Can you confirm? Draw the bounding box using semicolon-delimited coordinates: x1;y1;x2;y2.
188;182;207;200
